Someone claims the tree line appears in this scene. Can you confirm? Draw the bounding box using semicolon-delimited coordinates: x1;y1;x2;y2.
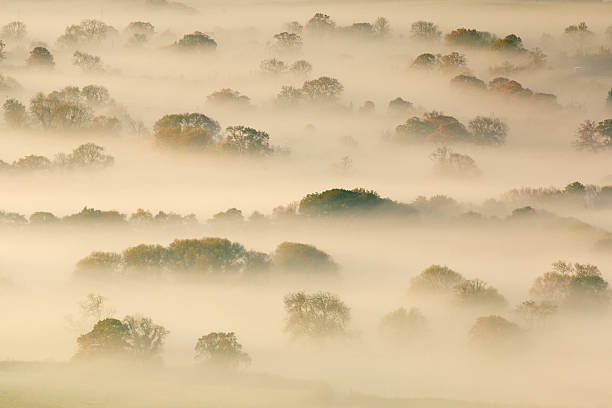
3;84;142;135
72;258;610;364
0;143;113;173
75;238;338;281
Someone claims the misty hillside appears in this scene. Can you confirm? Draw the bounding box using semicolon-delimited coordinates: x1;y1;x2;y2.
0;1;611;407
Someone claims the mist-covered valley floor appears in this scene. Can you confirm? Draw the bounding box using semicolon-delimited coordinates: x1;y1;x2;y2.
1;0;612;407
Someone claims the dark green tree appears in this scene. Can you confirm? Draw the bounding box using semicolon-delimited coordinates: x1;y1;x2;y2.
27;47;54;66
75;318;130;359
298;188;410;216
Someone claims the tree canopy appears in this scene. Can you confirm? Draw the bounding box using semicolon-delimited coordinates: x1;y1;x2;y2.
194;332;250;369
410;21;441;40
305;13;336;35
409;265;465;294
154;113;221;149
217;126;273;155
27;47;54;67
445;28;497;48
469;315;523;348
379;307;428;342
174;31;217;52
298;188;414;216
393;112;508;145
530;261;610;309
75;316;168;361
272;242;338;274
58;19;118;47
284;291;351;338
